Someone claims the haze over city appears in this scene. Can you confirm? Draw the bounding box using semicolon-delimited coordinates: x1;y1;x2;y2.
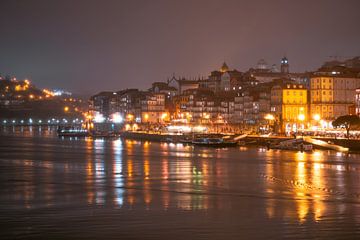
1;0;360;94
3;1;360;239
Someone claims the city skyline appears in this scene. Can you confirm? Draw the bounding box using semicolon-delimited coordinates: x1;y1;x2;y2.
1;0;360;94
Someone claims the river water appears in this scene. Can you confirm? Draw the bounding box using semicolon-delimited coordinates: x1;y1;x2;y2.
1;126;360;239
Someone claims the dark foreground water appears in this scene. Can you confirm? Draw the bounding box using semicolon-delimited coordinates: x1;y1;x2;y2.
1;127;360;239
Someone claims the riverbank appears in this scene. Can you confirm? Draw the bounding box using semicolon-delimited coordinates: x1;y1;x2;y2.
120;131;360;151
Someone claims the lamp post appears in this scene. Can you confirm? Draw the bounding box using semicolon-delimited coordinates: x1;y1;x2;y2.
264;114;275;133
297;114;305;135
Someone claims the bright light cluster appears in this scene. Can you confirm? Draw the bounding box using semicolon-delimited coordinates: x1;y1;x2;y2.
94;112;106;123
111;113;123;123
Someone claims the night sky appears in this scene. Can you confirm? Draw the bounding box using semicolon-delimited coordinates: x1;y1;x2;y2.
1;0;360;94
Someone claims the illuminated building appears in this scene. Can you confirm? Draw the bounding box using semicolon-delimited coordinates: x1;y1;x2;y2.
271;83;308;132
246;57;310;86
89;91;117;118
173;94;190;114
234;90;271;127
356;88;360;116
310;66;360;128
141;93;166;123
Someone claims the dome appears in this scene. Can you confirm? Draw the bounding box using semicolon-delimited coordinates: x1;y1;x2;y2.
220;62;229;73
257;59;268;70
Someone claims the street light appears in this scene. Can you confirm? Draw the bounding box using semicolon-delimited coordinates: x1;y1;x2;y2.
111;113;123;123
313;114;321;121
298;114;305;121
126;114;134;122
144;113;149;122
264;114;275;121
264;114;275;133
161;112;168;121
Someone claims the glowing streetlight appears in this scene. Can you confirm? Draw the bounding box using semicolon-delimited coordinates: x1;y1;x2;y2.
161;112;168;120
298;114;305;121
126;114;134;121
94;113;105;123
203;113;210;119
264;114;275;121
111;113;123;123
64;106;69;112
313;114;321;121
144;113;149;122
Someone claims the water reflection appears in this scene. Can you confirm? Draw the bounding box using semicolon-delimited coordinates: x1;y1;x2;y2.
113;139;124;207
2;128;360;228
94;139;106;205
264;149;360;224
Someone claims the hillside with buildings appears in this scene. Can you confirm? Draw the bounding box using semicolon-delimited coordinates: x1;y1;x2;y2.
0;75;85;121
89;57;360;134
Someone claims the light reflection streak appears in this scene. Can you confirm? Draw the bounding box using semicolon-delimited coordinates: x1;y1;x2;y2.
6;132;356;220
295;153;309;222
113;139;124;207
94;139;105;205
162;158;170;209
86;138;95;205
143;142;151;207
311;153;325;221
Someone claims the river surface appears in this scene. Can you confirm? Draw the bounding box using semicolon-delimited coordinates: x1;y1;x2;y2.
1;126;360;239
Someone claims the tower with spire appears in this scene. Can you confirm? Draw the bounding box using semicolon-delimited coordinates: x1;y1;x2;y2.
280;57;289;74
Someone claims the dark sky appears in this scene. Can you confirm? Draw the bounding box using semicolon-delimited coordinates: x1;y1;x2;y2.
1;0;360;94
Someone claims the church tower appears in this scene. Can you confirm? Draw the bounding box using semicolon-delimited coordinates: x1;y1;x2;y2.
220;62;229;73
280;57;289;74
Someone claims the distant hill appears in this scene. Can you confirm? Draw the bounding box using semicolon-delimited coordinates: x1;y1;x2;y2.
0;78;85;120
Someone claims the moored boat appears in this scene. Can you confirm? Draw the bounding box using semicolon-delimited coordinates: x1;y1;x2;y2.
270;138;313;152
57;127;89;137
192;137;238;147
89;131;118;138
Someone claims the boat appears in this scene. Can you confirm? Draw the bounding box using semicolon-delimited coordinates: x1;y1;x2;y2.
270;138;313;152
192;137;238;147
179;136;194;145
57;127;89;137
90;131;118;138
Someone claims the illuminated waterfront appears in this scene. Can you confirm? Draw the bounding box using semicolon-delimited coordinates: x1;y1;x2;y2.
1;127;360;239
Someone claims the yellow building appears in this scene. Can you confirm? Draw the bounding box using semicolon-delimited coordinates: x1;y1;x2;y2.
310;76;334;125
310;70;360;128
271;83;308;133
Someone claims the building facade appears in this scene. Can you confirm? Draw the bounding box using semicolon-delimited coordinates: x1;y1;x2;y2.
310;66;360;128
355;88;360;116
271;83;308;133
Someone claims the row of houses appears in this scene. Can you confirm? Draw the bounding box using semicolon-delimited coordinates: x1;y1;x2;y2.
89;57;360;133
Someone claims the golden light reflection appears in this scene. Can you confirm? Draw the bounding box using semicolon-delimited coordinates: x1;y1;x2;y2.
264;150;333;223
144;157;151;206
126;158;135;206
162;158;170;209
127;160;133;177
297;199;309;223
295;156;309;223
312;161;325;221
265;162;275;219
